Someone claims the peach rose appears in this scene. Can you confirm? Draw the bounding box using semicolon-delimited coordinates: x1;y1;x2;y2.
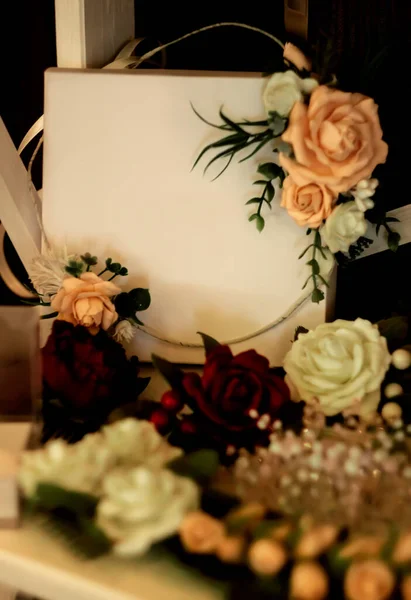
179;511;225;554
281;177;335;228
279;86;388;194
51;272;121;334
344;560;395;600
283;42;311;71
290;561;329;600
248;539;287;576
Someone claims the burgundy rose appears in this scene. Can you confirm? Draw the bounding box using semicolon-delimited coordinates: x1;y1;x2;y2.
42;321;149;442
155;344;289;453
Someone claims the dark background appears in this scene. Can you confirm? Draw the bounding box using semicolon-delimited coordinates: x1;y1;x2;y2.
2;0;411;321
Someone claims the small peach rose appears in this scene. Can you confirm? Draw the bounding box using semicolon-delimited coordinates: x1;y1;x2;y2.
283;42;311;71
401;575;411;600
393;532;411;563
51;272;121;334
216;536;245;563
279;86;388;194
295;524;338;558
179;511;225;554
281;177;335;228
339;536;384;559
344;560;395;600
290;561;328;600
248;539;287;576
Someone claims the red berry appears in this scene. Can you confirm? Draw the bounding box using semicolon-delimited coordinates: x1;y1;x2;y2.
149;408;171;434
161;390;184;413
179;418;198;435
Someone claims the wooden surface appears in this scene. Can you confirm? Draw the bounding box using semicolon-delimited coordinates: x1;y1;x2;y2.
55;0;135;68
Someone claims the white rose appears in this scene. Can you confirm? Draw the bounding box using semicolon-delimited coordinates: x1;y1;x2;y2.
97;467;199;556
101;418;182;468
263;71;318;117
283;318;391;417
19;436;111;497
321;202;368;254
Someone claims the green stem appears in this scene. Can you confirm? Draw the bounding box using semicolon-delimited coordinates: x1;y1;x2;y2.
41;311;59;320
98;268;108;277
108;274;117;282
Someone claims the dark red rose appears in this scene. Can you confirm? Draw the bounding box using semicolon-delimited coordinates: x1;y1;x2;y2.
42;321;149;442
179;345;289;449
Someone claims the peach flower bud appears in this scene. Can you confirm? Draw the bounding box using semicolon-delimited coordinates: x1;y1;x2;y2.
215;536;245;563
281;177;335;228
283;42;312;71
339;536;384;559
51;272;121;334
248;539;287;576
280;86;388;195
179;511;225;554
295;524;338;558
393;532;411;563
401;576;411;600
344;560;395;600
290;561;328;600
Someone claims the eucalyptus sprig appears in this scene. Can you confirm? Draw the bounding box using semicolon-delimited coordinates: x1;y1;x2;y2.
192;106;287;180
300;229;329;303
247;162;285;232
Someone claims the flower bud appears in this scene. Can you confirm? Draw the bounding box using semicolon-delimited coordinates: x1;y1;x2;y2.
290;561;328;600
248;539;287;576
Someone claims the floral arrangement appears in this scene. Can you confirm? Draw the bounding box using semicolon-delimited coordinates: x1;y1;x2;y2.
19;316;411;599
27;249;152;441
194;42;401;303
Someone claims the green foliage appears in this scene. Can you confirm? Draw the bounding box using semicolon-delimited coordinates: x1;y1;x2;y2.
377;316;409;352
300;229;328;303
247;163;286;232
35;483;98;515
197;332;221;355
294;326;309;340
80;253;98;271
98;257;129;279
152;354;184;388
267;111;288;136
167;449;220;484
65;259;85;277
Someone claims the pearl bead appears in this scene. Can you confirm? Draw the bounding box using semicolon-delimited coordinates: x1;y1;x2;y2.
392;349;411;370
384;383;404;399
382;402;402;423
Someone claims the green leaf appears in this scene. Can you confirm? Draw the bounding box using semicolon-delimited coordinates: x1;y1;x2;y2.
79;517;113;556
109;262;121;274
294;326;309;340
105;257;112;267
388;231;401;252
35;484;98;515
257;162;282;180
298;244;313;259
129;288;151;311
266;182;275;202
307;259;320;275
80;253;98;267
119;267;128;276
248;214;258;222
218;108;246;135
167;450;220;483
245;198;262;206
385;217;400;223
152;354;184;388
40;311;59;320
311;288;325;303
256;215;265;232
197;332;221;355
132;315;144;326
267;111;287;136
253;180;268;186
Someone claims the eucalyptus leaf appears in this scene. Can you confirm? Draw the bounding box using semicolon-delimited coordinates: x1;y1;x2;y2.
294;326;309;340
249;214;258;222
245;198;262;205
197;332;221;355
152;354;184;388
311;288;325;303
388;231;401;252
167;449;220;483
256;215;265;232
307;259;320;275
257;162;282;180
266;182;274;202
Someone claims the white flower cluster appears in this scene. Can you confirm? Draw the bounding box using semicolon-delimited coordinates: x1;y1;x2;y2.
19;419;199;556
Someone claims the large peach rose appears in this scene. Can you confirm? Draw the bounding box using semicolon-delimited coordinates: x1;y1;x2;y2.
281;176;335;228
279;86;388;194
51;272;121;334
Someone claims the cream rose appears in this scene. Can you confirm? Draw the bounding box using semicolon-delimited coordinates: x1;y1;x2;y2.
279;86;388;194
97;467;199;556
179;511;225;554
281;177;335;228
51;272;120;334
263;70;318;117
321;202;368;254
344;560;395;600
19;436;111;497
283;318;391;417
